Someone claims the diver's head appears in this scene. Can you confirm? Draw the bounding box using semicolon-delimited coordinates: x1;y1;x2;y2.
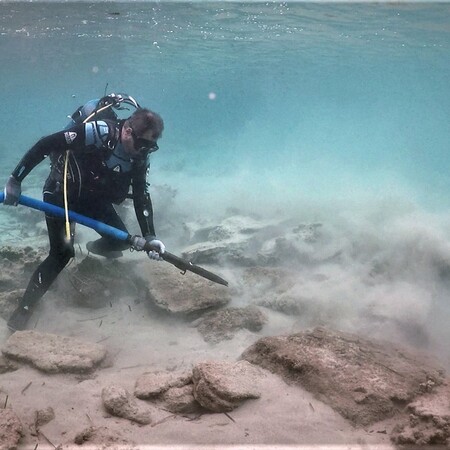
122;108;164;157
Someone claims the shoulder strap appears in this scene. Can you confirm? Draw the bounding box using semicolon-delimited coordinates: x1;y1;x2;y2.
97;119;121;151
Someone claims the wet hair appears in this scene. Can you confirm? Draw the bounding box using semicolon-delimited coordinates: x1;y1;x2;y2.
126;108;164;140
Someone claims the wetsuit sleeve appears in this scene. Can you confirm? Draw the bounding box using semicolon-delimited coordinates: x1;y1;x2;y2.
10;125;87;182
132;161;157;238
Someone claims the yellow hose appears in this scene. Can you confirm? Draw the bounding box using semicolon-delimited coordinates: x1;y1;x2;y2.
63;150;71;241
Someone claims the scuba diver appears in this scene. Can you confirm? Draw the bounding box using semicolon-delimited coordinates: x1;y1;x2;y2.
3;93;166;332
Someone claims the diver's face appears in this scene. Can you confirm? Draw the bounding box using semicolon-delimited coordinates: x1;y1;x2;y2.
122;126;158;157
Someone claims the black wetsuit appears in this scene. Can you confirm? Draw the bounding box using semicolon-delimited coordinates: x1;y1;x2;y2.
10;119;157;309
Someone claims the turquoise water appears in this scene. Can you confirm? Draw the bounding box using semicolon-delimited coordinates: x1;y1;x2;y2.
1;2;449;216
1;2;450;353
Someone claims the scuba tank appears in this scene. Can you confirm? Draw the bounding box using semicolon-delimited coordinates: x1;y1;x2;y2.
67;93;141;128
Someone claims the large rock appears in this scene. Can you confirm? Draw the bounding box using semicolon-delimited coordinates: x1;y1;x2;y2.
192;360;262;412
145;263;230;315
0;250;148;313
102;385;153;425
181;215;277;266
241;327;445;426
2;330;107;373
195;306;267;343
59;256;148;309
181;215;324;266
0;408;22;450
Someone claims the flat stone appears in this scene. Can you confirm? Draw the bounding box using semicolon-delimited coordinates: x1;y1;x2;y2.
146;263;230;315
134;370;192;399
102;385;152;425
162;385;202;414
2;330;107;373
192;360;262;412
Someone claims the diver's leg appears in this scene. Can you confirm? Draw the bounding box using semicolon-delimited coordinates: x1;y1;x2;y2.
84;202;130;257
7;213;74;332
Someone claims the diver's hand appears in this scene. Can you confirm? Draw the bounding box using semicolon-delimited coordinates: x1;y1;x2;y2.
146;236;165;261
131;235;166;261
3;176;21;206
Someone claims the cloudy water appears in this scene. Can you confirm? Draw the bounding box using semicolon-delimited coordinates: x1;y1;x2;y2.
1;2;450;359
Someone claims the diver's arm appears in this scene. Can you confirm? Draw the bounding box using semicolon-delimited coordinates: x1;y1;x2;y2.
132;162;156;238
4;122;110;205
11;126;86;182
11;135;59;182
10;119;114;183
4;130;76;205
4;126;88;205
132;163;165;260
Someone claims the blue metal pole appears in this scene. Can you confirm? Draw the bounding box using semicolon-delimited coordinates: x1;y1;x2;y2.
0;192;229;286
0;192;130;242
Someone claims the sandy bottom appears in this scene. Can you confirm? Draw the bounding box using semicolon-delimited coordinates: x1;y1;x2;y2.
0;253;398;449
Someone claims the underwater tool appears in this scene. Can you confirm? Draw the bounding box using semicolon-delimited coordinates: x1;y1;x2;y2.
0;193;229;287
